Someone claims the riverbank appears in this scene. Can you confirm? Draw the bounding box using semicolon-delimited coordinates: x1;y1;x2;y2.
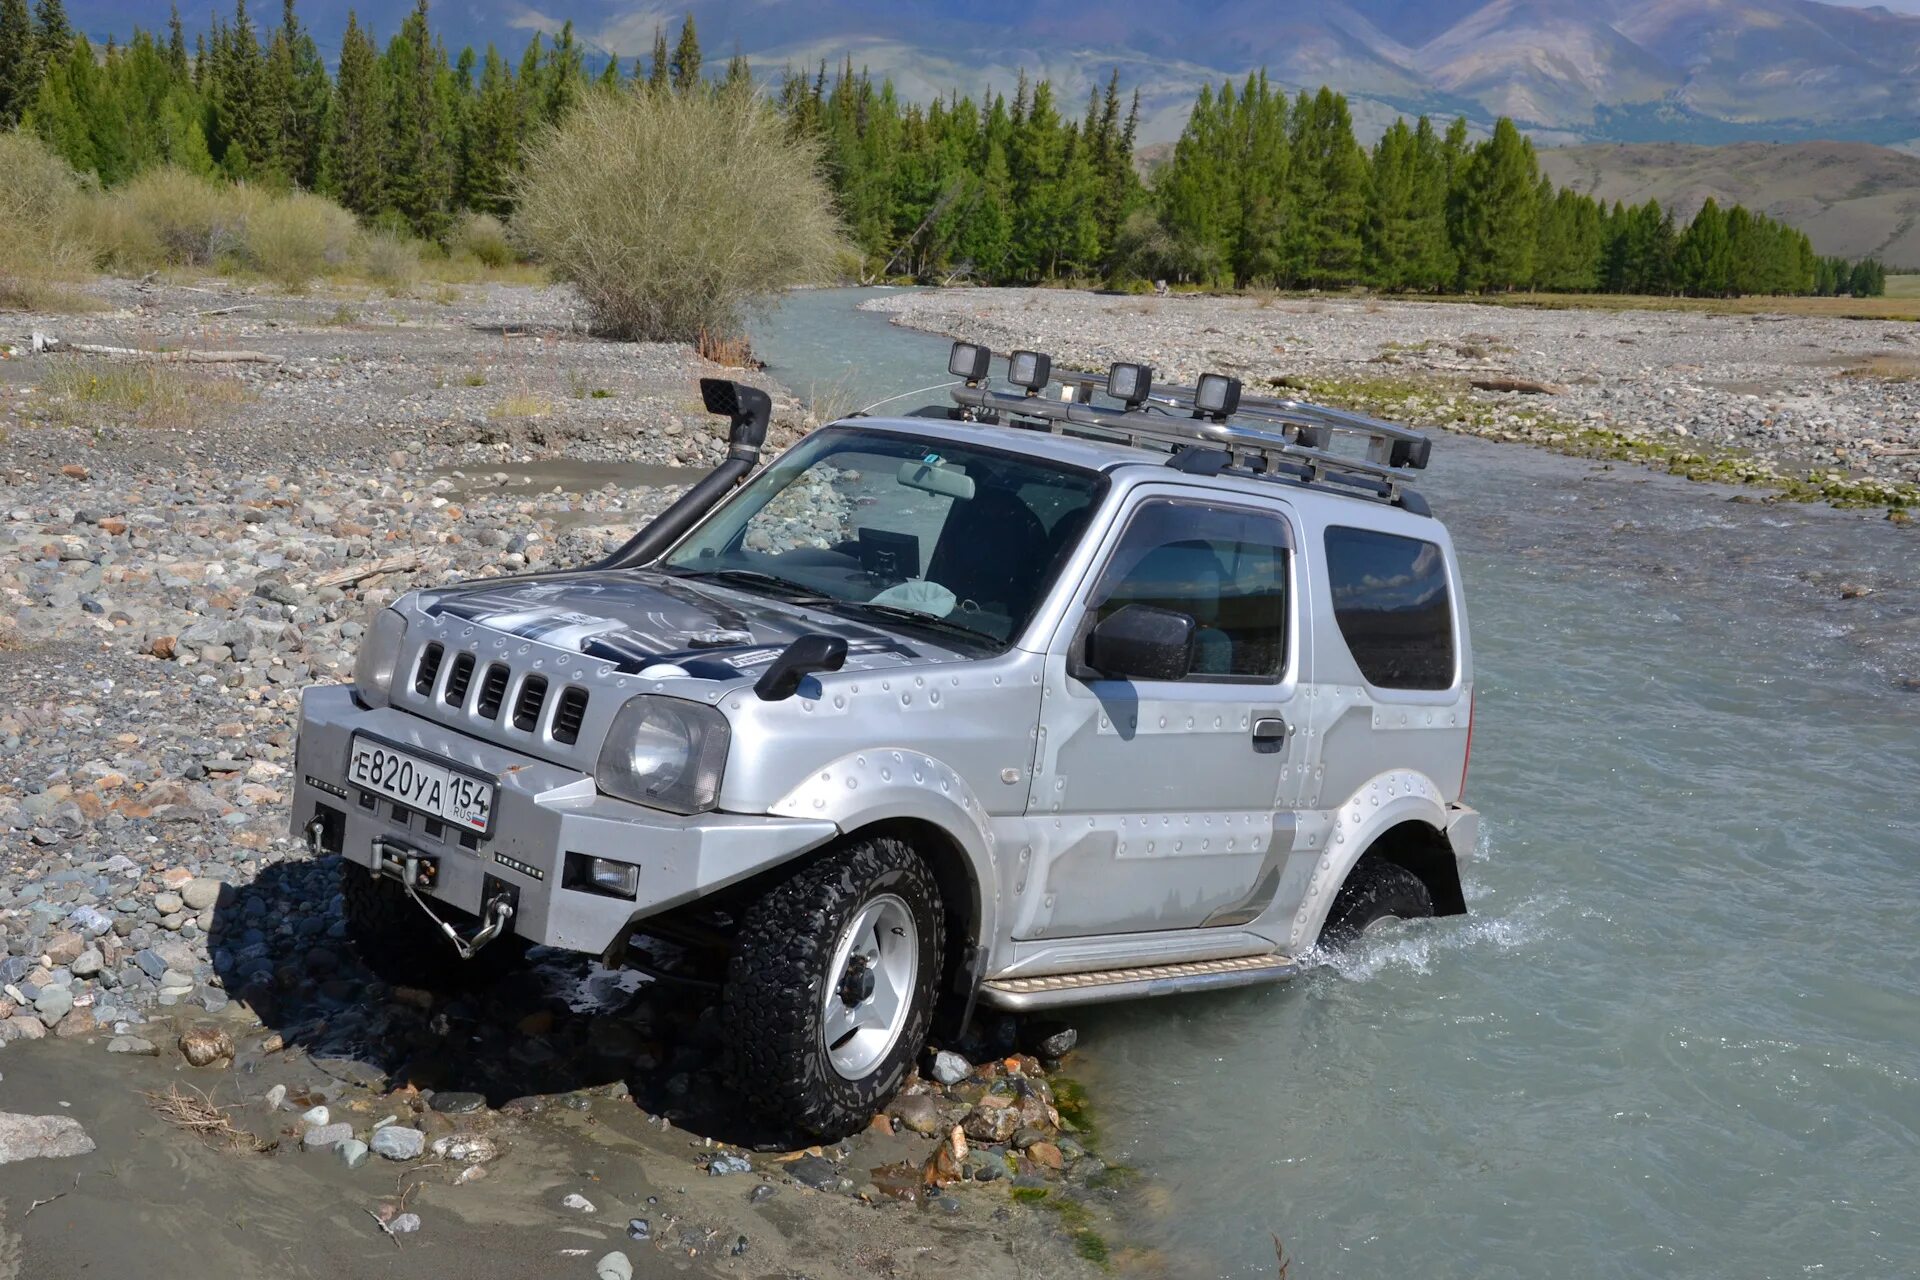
0;276;1122;1278
863;286;1920;511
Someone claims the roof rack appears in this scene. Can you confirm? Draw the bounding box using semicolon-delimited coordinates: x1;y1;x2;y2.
941;342;1432;511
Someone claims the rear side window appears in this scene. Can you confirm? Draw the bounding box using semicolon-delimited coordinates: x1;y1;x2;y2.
1323;526;1455;690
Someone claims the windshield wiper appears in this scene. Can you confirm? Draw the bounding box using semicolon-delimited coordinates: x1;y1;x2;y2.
827;600;1002;646
669;567;826;601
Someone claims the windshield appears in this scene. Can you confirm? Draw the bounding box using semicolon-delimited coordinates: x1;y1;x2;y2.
660;427;1105;646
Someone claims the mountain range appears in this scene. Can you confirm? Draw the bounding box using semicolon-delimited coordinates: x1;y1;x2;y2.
67;0;1920;147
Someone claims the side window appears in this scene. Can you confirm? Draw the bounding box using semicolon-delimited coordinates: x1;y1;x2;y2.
1087;501;1292;681
1323;525;1455;690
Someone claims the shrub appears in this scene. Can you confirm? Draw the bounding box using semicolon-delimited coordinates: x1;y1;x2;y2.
512;85;845;342
101;167;256;268
0;131;91;300
354;230;421;290
453;212;514;268
243;191;357;288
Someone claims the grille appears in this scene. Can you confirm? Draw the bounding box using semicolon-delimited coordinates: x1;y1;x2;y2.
413;643;444;696
475;664;510;720
512;675;549;732
443;652;475;706
551;686;590;745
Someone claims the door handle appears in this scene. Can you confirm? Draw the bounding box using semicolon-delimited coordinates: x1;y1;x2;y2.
1251;716;1289;754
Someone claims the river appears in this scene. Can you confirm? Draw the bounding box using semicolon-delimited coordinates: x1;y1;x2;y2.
750;288;1920;1279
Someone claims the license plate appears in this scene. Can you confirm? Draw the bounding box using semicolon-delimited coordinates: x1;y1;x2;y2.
347;737;495;834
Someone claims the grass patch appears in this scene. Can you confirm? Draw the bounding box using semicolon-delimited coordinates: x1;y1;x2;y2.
0;275;106;313
322;303;358;326
43;360;249;429
463;372;489;387
488;392;553;420
1049;1076;1096;1141
1839;354;1920;381
1397;288;1920;322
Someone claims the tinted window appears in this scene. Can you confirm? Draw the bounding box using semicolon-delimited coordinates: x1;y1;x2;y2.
1323;526;1455;689
1090;502;1291;680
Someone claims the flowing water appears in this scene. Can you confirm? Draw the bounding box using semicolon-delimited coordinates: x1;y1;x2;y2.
751;289;1920;1279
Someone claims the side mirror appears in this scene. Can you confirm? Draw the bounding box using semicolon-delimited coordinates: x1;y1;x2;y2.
1085;604;1195;682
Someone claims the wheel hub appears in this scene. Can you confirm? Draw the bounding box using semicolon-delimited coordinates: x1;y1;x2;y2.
821;893;917;1081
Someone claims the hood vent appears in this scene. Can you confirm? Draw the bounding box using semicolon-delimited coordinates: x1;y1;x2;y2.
512;674;549;732
475;663;510;720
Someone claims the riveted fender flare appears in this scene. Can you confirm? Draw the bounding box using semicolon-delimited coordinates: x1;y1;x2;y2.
1284;769;1453;954
767;748;999;954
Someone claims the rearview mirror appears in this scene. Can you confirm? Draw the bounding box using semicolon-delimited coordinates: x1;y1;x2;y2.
1085;604;1195;682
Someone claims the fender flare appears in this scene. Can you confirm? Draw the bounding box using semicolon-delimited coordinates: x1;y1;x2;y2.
768;748;1000;953
1285;769;1452;953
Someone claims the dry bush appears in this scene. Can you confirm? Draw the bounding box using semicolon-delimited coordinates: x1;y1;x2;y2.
452;212;514;267
0;131;93;307
355;230;421;290
512;85;845;342
95;167;258;268
243;190;357;288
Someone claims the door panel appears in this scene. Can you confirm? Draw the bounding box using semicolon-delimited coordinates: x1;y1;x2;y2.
1017;491;1309;940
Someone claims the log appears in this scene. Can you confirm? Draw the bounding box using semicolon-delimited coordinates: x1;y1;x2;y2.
308;554;423;591
29;332;277;363
1469;376;1561;395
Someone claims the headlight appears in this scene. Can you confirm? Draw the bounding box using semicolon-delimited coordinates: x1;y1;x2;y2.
353;607;409;707
595;696;730;813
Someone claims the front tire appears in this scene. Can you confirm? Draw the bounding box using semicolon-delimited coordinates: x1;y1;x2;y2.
339;862;527;989
1320;860;1434;948
722;836;945;1140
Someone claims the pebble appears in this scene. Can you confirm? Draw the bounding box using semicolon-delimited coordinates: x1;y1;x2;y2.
708;1153;751;1176
386;1212;421;1235
107;1036;157;1055
179;1025;234;1067
430;1134;498;1164
562;1193;596;1213
302;1122;353;1150
337;1138;370;1169
747;1184;776;1205
594;1252;632;1280
930;1050;972;1086
370;1126;426;1161
264;1084;286;1109
626;1218;651;1240
297;1105;329;1127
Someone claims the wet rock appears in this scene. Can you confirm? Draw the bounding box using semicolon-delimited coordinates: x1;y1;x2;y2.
369;1126;425;1161
34;986;73;1026
1026;1141;1064;1171
0;1113;95;1163
429;1090;486;1114
888;1092;945;1137
786;1153;849;1192
930;1049;971;1085
1024;1023;1078;1059
961;1103;1019;1145
562;1192;596;1213
264;1084;286;1109
338;1139;370;1169
708;1152;751;1176
747;1184;776;1205
386;1212;421;1235
302;1122;353;1150
107;1036;157;1055
626;1218;651;1240
297;1105;329;1127
595;1252;632;1280
179;1024;234;1067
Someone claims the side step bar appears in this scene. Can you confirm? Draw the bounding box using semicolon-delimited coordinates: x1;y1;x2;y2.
977;952;1300;1011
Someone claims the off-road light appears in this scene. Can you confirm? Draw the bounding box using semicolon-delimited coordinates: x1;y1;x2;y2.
1390;436;1432;469
1107;361;1152;407
1194;372;1241;420
948;341;991;386
1008;349;1051;394
564;852;640;900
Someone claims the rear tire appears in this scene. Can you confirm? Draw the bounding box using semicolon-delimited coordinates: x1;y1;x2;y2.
722;836;945;1140
339;862;527;989
1320;860;1433;948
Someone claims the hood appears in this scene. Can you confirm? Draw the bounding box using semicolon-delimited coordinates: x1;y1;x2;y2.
416;571;964;681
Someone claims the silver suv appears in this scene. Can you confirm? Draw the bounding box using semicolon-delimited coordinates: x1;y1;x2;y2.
291;344;1478;1137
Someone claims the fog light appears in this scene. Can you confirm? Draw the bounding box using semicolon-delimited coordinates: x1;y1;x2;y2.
1008;349;1051;393
1194;372;1241;420
1107;361;1152;407
948;341;991;385
564;852;639;900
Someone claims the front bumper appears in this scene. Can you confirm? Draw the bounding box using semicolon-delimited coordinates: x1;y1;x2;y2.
289;684;838;955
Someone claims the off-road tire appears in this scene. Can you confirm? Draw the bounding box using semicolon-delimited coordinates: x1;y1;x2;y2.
1320;860;1434;948
722;837;945;1140
338;862;527;989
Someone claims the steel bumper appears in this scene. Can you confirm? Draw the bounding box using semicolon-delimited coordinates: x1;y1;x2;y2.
289;684;838;956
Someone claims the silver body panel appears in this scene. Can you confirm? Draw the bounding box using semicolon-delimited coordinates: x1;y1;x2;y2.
290;415;1477;1005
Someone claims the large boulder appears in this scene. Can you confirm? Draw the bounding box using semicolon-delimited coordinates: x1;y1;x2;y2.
0;1113;95;1164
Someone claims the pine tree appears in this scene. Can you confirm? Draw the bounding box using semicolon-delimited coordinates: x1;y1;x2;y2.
646;25;668;95
211;0;272;179
723;51;750;92
542;19;581;120
670;14;700;94
1676;197;1732;296
166;4;187;77
460;42;518;215
596;49;619;90
33;0;66;71
324;9;384;216
1281;87;1368;286
1453;117;1538;290
0;0;35;127
386;0;453;238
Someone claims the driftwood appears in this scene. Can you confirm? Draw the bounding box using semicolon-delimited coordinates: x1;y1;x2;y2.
29;332;276;363
1469;376;1561;395
309;553;423;590
1869;445;1920;458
